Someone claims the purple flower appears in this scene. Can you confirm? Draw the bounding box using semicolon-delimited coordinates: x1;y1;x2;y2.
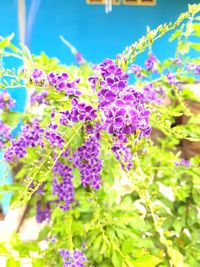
31;68;47;85
59;249;87;267
73;125;102;190
186;63;200;75
88;76;98;91
60;98;97;126
173;58;181;65
166;72;180;85
45;127;65;149
0;91;16;110
52;161;74;211
142;83;165;104
112;140;133;170
102;90;151;138
47;72;81;96
75;52;85;65
4;119;45;162
186;64;196;71
91;58;152;140
31;90;49;105
0;120;11;148
36;201;51;223
144;54;157;72
195;65;200;75
131;64;143;78
174;158;190;167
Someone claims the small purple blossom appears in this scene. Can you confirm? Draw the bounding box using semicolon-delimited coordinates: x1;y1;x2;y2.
52;161;74;211
60;98;97;126
173;58;181;65
75;52;85;65
0;90;16;110
73;125;102;190
144;54;157;72
142;83;165;104
174;158;190;167
4;120;45;162
112;140;133;170
131;64;143;78
0;120;11;148
31;68;47;85
48;72;81;96
186;64;200;75
36;201;51;223
88;76;98;91
45;124;65;149
166;72;180;85
30;90;49;105
59;249;87;267
195;65;200;75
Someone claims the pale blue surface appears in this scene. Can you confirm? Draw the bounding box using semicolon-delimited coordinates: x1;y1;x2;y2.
0;151;13;214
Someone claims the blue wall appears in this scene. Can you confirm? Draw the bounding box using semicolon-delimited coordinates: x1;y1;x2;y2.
0;0;199;65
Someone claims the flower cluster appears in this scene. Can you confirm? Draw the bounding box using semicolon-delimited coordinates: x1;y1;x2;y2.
73;126;102;189
92;59;151;139
60;98;97;126
186;63;200;75
45;123;65;149
52;161;74;211
175;158;190;167
36;201;51;223
112;140;133;170
0;90;16;110
48;72;81;96
88;76;98;91
173;58;181;65
142;83;165;104
166;72;180;85
4;120;44;162
0;120;11;148
131;64;143;78
88;59;151;142
59;249;87;267
31;68;47;85
30;90;49;105
31;68;81;97
144;54;157;72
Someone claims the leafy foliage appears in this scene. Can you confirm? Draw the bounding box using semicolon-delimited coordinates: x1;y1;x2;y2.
0;4;200;267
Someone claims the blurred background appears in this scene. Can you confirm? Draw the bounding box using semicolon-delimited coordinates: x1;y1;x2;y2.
0;0;199;65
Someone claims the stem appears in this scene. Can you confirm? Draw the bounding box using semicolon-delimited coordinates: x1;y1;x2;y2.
1;52;23;61
133;153;175;267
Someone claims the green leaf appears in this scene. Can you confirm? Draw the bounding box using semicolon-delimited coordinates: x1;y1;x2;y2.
191;43;200;50
0;243;9;256
112;249;123;267
0;34;15;49
169;30;182;42
192;23;200;36
170;249;188;267
131;255;162;267
122;239;135;255
2;111;21;127
6;257;20;267
38;225;50;241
